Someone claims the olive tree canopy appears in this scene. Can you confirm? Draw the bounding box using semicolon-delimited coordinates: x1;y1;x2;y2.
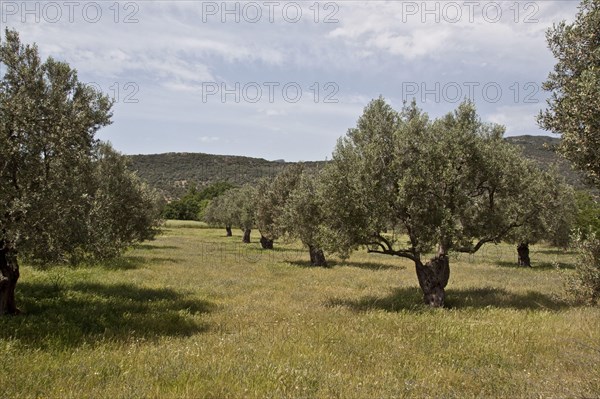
539;0;600;186
0;29;160;315
321;98;558;307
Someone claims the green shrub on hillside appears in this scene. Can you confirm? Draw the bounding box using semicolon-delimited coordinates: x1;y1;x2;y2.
163;182;234;220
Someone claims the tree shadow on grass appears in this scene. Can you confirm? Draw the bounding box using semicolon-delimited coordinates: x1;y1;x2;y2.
286;259;405;271
2;281;213;349
133;244;179;251
99;255;182;270
330;260;406;271
494;260;575;270
326;286;572;312
287;260;329;268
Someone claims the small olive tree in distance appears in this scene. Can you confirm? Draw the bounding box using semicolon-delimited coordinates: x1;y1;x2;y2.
205;185;256;243
320;98;557;307
505;170;576;267
255;164;304;249
204;194;236;237
279;170;328;267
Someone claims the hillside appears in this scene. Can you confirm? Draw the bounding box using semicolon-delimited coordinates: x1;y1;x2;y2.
127;135;591;199
127;152;325;199
503;135;590;190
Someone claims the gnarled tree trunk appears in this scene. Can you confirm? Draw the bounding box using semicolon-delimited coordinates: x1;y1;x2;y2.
308;245;327;267
242;228;251;243
517;242;531;267
0;242;20;315
225;226;232;237
260;235;274;249
415;254;450;308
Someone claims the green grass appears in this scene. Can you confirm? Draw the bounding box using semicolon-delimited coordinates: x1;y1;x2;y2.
1;223;599;398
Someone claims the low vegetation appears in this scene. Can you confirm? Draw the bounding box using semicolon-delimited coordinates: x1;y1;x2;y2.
1;222;598;398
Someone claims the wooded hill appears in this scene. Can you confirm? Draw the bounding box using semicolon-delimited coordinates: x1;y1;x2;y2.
503;135;590;191
127;135;590;199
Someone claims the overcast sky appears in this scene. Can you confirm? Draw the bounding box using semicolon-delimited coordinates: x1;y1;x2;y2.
1;1;580;161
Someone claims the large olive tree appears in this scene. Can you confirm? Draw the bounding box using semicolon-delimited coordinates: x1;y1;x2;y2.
0;30;160;314
321;98;555;307
539;0;600;305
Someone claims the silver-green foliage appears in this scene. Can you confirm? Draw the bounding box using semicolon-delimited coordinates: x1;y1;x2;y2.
0;29;160;264
505;168;576;249
255;164;304;241
321;97;558;261
539;0;600;186
205;184;256;231
567;234;600;305
280;170;325;250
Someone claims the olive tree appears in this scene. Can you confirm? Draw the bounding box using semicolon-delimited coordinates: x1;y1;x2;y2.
255;164;304;249
539;0;600;305
204;194;236;236
505;170;576;266
84;143;162;261
0;30;160;314
539;0;600;186
321;98;555;307
279;171;328;266
205;185;256;243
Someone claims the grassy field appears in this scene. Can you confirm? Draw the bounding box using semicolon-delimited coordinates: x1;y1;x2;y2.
1;220;599;398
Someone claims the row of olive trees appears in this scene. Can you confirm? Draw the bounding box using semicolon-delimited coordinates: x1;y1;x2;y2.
0;30;162;315
204;165;328;266
204;98;574;307
204;0;599;307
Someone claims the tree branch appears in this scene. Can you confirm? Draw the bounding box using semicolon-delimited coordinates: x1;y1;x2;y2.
455;221;524;254
372;233;393;252
366;247;418;262
367;233;418;262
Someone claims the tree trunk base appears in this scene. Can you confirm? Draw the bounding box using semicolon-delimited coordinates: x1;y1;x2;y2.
260;235;274;249
0;243;20;316
415;255;450;308
242;229;251;243
309;245;327;267
517;243;531;267
225;226;232;237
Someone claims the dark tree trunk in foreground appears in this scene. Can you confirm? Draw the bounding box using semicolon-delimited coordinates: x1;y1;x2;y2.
0;242;20;315
225;226;232;237
415;254;450;308
242;228;251;243
308;245;327;267
260;235;274;249
517;242;531;267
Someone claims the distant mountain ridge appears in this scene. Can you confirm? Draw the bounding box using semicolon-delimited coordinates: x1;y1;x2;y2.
127;135;590;199
503;135;589;190
127;152;326;199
